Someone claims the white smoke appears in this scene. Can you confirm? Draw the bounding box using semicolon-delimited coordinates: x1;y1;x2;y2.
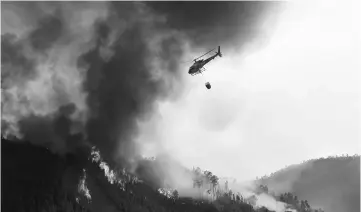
225;180;288;212
254;193;288;211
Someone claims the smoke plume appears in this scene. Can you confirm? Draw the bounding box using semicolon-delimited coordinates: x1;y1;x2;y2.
1;2;187;156
1;1;285;192
1;2;110;153
147;2;285;54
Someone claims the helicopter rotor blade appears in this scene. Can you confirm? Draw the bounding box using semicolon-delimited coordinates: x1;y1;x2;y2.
179;59;195;64
178;46;218;64
193;47;216;61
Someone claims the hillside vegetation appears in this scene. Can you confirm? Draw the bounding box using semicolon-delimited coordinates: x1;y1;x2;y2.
258;155;360;212
1;137;349;212
1;138;218;212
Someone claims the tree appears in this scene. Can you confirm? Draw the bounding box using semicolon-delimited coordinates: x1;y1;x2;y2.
172;190;179;200
203;170;214;200
293;195;299;206
300;200;306;211
304;200;310;211
192;167;204;199
210;175;219;201
280;194;285;202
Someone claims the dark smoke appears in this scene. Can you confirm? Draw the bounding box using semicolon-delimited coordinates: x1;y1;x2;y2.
146;1;285;53
1;1;284;189
1;1;188;162
17;103;85;154
1;1;96;194
1;33;37;89
80;2;186;165
29;11;64;53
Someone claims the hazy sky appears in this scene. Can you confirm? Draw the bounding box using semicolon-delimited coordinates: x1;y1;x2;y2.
136;0;360;181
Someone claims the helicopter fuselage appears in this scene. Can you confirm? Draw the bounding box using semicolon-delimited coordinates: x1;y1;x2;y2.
188;53;219;75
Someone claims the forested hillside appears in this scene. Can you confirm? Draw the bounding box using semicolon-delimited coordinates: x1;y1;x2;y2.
1;137;340;212
1;138;218;212
258;155;360;212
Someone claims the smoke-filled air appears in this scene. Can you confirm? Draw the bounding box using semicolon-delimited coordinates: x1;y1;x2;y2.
1;1;359;212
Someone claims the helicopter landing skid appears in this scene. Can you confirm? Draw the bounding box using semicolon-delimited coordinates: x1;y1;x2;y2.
191;68;206;76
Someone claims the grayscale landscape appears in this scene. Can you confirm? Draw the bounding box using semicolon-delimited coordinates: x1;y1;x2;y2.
1;1;360;212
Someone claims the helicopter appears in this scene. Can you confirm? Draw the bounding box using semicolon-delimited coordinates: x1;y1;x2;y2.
188;46;222;89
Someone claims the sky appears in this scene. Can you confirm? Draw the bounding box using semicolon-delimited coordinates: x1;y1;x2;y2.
136;0;361;181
